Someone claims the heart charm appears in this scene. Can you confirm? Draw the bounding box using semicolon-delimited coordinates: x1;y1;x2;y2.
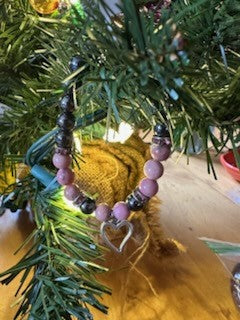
100;220;133;254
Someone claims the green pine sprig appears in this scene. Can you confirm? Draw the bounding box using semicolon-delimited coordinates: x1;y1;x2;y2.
0;188;110;320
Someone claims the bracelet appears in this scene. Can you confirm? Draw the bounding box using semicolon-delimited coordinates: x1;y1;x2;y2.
52;56;172;253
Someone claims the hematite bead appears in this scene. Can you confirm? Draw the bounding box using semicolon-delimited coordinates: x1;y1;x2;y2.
80;198;96;215
59;95;74;113
55;130;73;149
126;194;144;211
57;113;75;131
69;55;85;72
154;123;170;137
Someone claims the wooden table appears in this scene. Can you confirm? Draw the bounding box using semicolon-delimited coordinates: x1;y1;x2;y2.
0;153;240;320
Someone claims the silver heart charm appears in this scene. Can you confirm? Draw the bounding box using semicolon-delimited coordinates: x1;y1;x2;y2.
100;220;133;254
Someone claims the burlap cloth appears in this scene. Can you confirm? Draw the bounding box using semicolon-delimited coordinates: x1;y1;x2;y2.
74;134;181;259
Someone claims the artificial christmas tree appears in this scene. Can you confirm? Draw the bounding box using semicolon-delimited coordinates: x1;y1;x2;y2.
0;0;239;319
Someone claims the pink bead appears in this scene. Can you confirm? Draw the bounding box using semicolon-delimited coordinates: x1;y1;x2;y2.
64;184;80;201
57;168;75;186
53;153;72;169
150;144;171;161
112;202;130;221
139;178;159;198
95;203;111;222
144;159;164;180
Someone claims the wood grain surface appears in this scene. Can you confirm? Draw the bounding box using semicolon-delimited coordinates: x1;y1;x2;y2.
0;153;239;320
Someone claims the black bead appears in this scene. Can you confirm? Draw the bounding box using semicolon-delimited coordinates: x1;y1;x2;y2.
55;130;73;148
69;55;85;72
154;123;169;137
59;95;74;113
80;198;96;215
126;194;144;211
57;113;75;131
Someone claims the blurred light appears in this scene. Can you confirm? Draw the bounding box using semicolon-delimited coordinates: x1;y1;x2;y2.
74;133;82;153
103;122;134;143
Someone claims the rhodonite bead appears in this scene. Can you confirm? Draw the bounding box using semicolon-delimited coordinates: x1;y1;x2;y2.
59;95;74;113
80;198;96;215
112;201;130;221
144;159;164;180
57;113;75;131
64;184;81;201
52;153;72;169
150;144;171;161
126;194;144;211
56;168;75;185
95;203;111;222
139;178;159;198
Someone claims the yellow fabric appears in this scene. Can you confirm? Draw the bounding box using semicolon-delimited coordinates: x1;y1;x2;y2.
0;164;16;194
75;134;149;206
76;135;181;258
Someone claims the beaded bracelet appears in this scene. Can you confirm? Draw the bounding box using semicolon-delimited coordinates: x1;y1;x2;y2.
52;56;172;253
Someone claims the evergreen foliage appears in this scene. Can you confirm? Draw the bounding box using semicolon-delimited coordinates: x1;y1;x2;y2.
0;0;240;319
0;0;239;170
1;180;110;319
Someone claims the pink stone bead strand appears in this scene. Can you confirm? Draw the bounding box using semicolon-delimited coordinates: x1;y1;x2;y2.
53;151;75;186
52;120;171;222
95;125;171;222
95;201;130;222
54;77;98;215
